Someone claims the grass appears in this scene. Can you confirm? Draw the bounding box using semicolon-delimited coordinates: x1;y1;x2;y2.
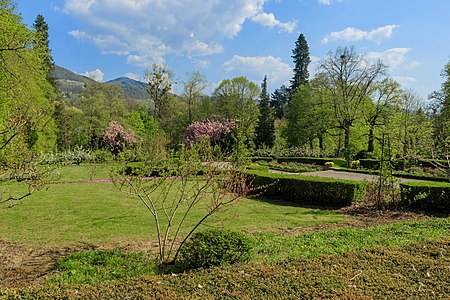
43;217;450;287
2;236;449;299
1;163;449;298
49;249;158;285
47;163;117;182
0;164;346;247
253;218;450;262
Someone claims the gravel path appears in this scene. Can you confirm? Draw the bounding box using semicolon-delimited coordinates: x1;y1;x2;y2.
269;169;430;183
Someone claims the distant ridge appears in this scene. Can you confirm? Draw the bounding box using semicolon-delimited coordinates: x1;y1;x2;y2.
106;77;148;100
51;65;148;100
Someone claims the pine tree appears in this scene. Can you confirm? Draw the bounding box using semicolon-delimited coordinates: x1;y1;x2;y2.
255;76;275;148
290;33;311;95
270;85;289;119
33;14;56;87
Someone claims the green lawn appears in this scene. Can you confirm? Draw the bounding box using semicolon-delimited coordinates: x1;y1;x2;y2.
0;164;345;247
1;164;449;298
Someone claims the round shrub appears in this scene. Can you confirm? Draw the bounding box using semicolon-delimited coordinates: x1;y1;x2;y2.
179;229;253;269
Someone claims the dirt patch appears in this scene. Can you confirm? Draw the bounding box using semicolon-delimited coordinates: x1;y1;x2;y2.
0;240;160;288
0;242;97;288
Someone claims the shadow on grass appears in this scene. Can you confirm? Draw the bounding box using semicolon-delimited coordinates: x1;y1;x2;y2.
249;196;342;212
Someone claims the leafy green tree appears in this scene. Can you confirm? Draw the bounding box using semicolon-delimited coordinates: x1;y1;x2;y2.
1;0;55;204
284;76;335;151
319;46;386;166
255;76;275;148
182;71;207;124
429;60;450;156
363;78;401;153
270;85;289;119
390;89;433;157
290;33;311;95
73;82;126;149
212;76;260;145
285;85;312;147
146;63;173;120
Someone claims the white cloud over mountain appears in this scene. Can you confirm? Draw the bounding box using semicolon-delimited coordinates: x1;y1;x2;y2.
223;55;292;88
322;25;399;44
63;0;292;67
83;68;104;82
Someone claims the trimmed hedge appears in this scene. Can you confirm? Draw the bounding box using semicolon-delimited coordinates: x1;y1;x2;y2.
276;157;346;167
359;158;450;171
247;170;366;208
399;182;450;213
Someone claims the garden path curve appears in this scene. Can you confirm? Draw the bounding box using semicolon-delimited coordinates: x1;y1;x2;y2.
269;169;431;183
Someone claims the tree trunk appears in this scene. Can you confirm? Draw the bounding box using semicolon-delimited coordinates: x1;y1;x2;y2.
367;126;374;153
344;124;351;168
318;134;324;151
336;131;342;157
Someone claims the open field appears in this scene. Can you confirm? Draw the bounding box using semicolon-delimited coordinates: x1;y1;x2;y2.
0;164;449;298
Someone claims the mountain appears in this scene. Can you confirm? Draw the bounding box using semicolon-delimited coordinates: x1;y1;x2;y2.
51;65;148;101
106;77;148;100
51;65;94;97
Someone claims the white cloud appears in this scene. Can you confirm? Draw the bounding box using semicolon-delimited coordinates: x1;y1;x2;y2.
309;55;322;77
182;41;224;56
192;58;212;69
318;0;344;5
322;25;400;44
223;55;292;87
251;12;297;33
83;68;104;82
404;60;421;70
366;48;411;70
64;0;267;66
125;73;145;82
392;76;417;85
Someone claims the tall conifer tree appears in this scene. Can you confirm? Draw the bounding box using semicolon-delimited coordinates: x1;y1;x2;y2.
255;76;275;148
33;14;56;87
290;33;311;95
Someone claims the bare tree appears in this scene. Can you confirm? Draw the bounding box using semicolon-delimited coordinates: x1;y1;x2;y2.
319;46;386;166
114;140;252;266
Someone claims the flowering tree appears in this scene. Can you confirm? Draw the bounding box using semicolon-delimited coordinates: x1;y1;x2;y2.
184;120;235;150
101;121;137;155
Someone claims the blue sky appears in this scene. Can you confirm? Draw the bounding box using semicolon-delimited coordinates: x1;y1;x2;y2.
16;0;450;100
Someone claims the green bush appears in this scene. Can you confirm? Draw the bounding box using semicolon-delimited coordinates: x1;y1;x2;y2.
247;170;366;207
179;229;253;269
399;182;450;213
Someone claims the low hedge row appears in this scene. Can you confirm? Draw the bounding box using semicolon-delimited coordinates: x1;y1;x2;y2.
359;158;450;171
399;182;450;213
246;170;366;208
249;157;347;167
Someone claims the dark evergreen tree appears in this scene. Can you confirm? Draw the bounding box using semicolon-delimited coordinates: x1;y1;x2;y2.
270;85;289;118
33;14;56;87
290;33;311;95
255;76;275;148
